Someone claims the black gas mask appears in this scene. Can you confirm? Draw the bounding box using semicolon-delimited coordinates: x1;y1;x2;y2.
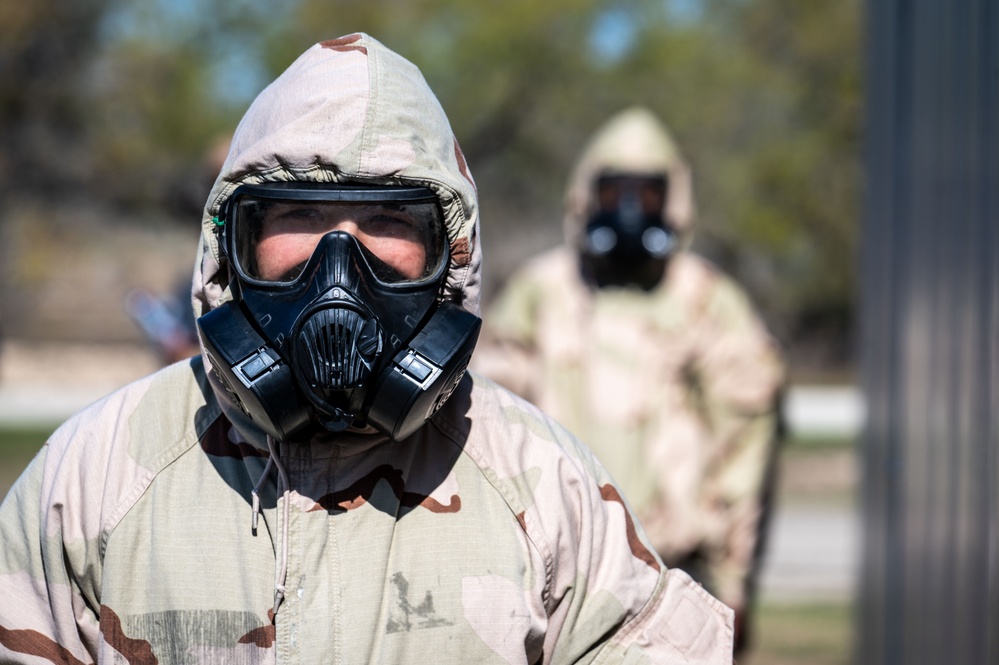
580;173;677;291
196;182;481;442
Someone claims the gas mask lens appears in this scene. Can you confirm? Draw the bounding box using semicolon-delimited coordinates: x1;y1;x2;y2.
229;185;446;285
596;174;668;217
582;173;674;291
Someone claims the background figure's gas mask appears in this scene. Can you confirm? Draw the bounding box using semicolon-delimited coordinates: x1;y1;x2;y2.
580;172;677;291
197;182;481;443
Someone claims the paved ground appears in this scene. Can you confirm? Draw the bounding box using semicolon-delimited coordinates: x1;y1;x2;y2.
783;384;865;440
0;340;161;425
0;339;862;604
760;498;859;602
760;442;860;603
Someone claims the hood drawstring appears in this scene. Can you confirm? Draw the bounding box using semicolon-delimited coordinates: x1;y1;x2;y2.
250;435;292;617
251;457;274;532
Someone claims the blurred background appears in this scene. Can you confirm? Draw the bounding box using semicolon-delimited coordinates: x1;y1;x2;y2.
0;1;994;664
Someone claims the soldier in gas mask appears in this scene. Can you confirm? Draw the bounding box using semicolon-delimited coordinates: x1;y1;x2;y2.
0;37;734;663
475;106;786;655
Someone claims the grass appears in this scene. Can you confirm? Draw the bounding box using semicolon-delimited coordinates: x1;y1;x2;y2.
785;433;857;451
0;424;56;501
744;600;854;665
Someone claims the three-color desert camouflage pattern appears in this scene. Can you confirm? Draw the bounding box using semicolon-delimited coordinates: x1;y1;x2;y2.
473;107;787;614
0;36;733;664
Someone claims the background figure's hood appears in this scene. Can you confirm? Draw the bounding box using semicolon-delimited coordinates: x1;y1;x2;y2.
562;106;695;251
189;33;481;442
192;33;481;324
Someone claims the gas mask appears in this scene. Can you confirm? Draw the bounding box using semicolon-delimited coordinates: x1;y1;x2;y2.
197;182;481;443
580;173;677;291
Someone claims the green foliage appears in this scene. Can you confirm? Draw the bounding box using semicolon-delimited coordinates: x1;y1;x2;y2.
700;0;862;351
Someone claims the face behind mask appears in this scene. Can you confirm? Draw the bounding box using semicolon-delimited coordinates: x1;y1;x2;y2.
197;182;481;442
580;173;677;291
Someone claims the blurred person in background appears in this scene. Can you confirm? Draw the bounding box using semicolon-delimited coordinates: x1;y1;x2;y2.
125;279;201;365
0;38;734;663
474;106;786;655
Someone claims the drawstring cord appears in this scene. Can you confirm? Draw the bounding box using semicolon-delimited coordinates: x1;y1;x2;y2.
251;457;274;532
267;435;292;616
250;435;292;617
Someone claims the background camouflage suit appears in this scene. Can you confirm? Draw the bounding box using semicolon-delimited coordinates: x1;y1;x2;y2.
0;37;733;663
473;108;786;641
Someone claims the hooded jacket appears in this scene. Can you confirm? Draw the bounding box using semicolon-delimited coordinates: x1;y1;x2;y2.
0;37;733;664
473;107;786;615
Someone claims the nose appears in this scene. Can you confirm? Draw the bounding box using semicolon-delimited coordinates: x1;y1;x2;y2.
329;219;361;236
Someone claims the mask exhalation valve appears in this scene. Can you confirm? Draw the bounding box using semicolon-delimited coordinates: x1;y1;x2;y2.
294;307;383;425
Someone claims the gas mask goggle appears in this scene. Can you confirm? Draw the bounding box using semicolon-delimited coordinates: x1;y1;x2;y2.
580;173;677;291
197;182;481;442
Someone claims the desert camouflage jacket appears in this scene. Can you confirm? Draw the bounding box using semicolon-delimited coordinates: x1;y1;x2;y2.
473;108;786;612
0;36;732;664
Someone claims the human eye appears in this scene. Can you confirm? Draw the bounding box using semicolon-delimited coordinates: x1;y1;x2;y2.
364;209;419;237
262;203;327;231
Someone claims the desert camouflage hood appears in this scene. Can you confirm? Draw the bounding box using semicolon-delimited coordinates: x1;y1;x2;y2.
563;106;695;250
189;34;481;439
193;33;481;324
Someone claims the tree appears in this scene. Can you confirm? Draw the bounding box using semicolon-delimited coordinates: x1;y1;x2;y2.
0;0;120;199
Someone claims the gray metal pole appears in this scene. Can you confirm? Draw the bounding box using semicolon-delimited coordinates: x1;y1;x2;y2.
859;1;999;663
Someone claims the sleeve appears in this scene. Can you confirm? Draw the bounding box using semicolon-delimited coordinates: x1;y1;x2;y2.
692;276;786;614
470;267;545;401
532;427;735;664
461;377;735;663
0;441;102;664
